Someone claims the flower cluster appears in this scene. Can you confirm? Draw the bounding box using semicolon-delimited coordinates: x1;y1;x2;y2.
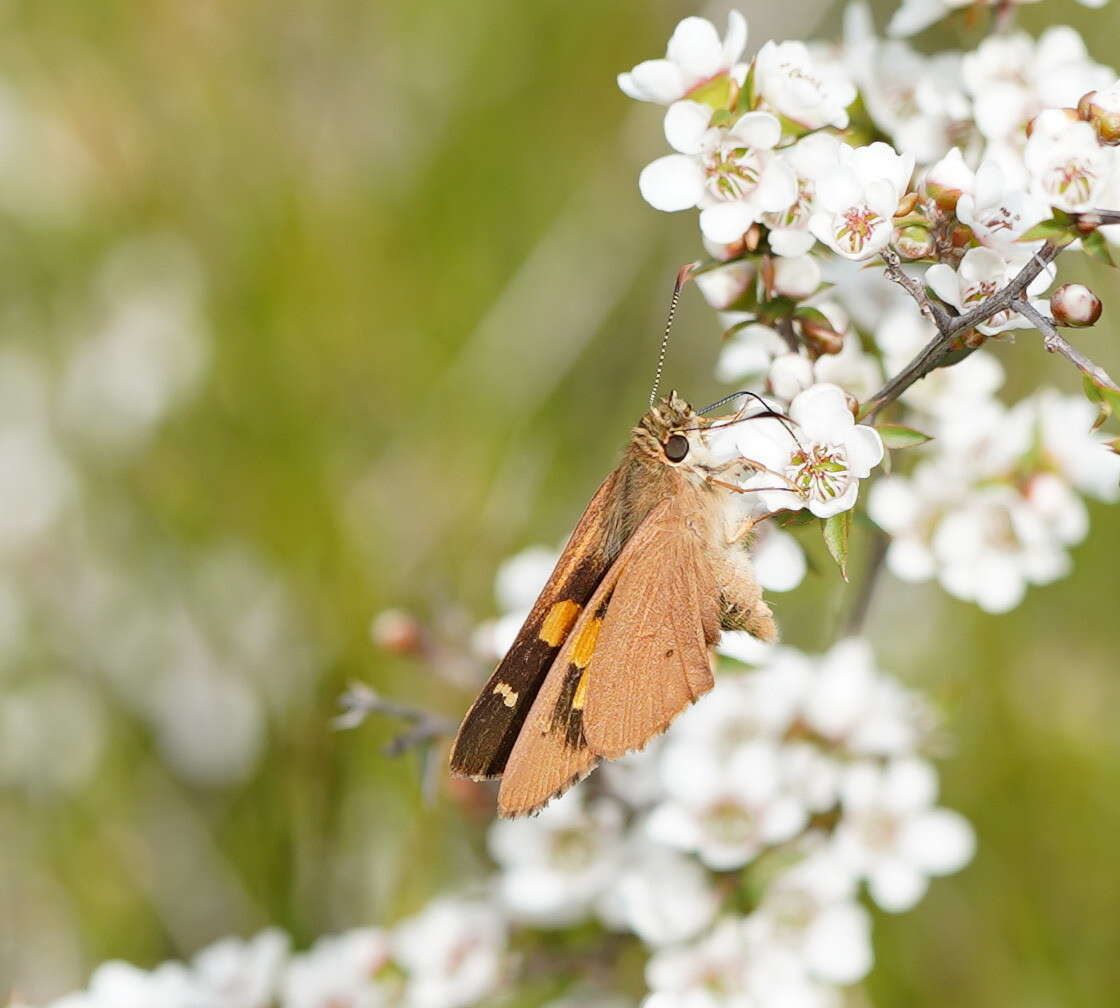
622;4;1120;610
25;628;972;1008
21;902;507;1008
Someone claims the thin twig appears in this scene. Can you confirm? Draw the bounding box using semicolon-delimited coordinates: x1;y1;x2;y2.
864;242;1063;419
1012;297;1120;393
335;682;455;755
881;248;955;330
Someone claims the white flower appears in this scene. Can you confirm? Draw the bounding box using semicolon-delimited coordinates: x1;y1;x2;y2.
923;147;975;210
488;791;625;926
283;928;395;1008
844;12;969;164
728;383;884;519
934;483;1077;611
1025;108;1114;213
754;40;856;130
393;898;506;1008
50;961;202;1008
764;132;843;256
956;160;1050;256
751;524;808;593
801;637;935;757
834;759;975;912
962;28;1113;152
645;917;842;1008
648;738;808;870
192;929;289;1008
640;108;797;244
714;321;788;385
771;254;821;299
618;11;748;105
599;744;665;809
642;918;749;1008
743;847;872;985
809;142;914;260
668;655;812;756
926;246;1053;336
599;847;719;946
1009;390;1120;501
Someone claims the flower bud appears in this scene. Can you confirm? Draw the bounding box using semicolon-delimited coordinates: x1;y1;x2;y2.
694;259;756;310
894;191;920;217
797;311;845;356
1025;107;1080;138
768;352;814;401
894;225;936;260
772;254;821;299
1050;283;1102;327
922;148;974;213
1078;85;1120;146
371;608;424;656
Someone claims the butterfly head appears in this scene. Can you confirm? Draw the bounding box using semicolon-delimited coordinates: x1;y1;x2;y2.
633;392;715;475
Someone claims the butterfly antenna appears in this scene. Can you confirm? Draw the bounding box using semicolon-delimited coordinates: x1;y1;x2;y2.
649;262;698;407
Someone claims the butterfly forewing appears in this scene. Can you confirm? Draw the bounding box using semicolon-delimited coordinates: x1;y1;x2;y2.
497;493;720;816
449;469;622;779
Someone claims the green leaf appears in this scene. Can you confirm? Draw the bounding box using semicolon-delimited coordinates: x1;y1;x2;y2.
1082;230;1116;267
823;511;851;583
736;59;757;114
877;424;933;449
778;510;816;528
1018;218;1076;246
1082;374;1120;429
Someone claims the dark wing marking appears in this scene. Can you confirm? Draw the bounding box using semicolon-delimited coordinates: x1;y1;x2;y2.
450;468;621;779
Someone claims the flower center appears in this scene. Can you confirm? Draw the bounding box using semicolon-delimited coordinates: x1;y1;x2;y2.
833;204;884;255
703;141;764;202
787;443;850;502
1045;158;1098;206
703;798;758;846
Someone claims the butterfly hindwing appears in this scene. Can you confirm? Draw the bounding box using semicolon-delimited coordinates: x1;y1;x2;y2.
497;493;719;816
581;491;719;760
449;469;622;780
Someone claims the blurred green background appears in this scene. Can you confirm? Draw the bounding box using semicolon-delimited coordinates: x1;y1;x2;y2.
0;0;1118;1004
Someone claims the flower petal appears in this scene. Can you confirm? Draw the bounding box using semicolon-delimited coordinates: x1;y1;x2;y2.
663;100;713;154
625;59;689;104
844;424;884;478
699;201;757;244
639;155;704;211
790;382;854;443
721;10;748;67
730;110;782;150
900;808;976;875
667;16;723;78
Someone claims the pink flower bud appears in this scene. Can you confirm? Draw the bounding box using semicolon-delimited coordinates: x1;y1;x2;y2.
922;148;974;213
1079;84;1120;146
371;609;425;655
1050;283;1102;327
894;225;935;260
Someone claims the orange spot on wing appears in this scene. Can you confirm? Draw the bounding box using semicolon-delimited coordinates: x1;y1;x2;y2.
571;617;602;671
539;600;582;646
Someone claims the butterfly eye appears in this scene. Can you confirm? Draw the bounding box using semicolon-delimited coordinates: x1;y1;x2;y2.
663;434;689;462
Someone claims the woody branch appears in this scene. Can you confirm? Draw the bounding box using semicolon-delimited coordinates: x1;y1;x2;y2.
864;231;1120;420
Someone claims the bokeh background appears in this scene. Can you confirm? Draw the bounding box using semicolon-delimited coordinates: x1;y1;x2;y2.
1;0;1118;1004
